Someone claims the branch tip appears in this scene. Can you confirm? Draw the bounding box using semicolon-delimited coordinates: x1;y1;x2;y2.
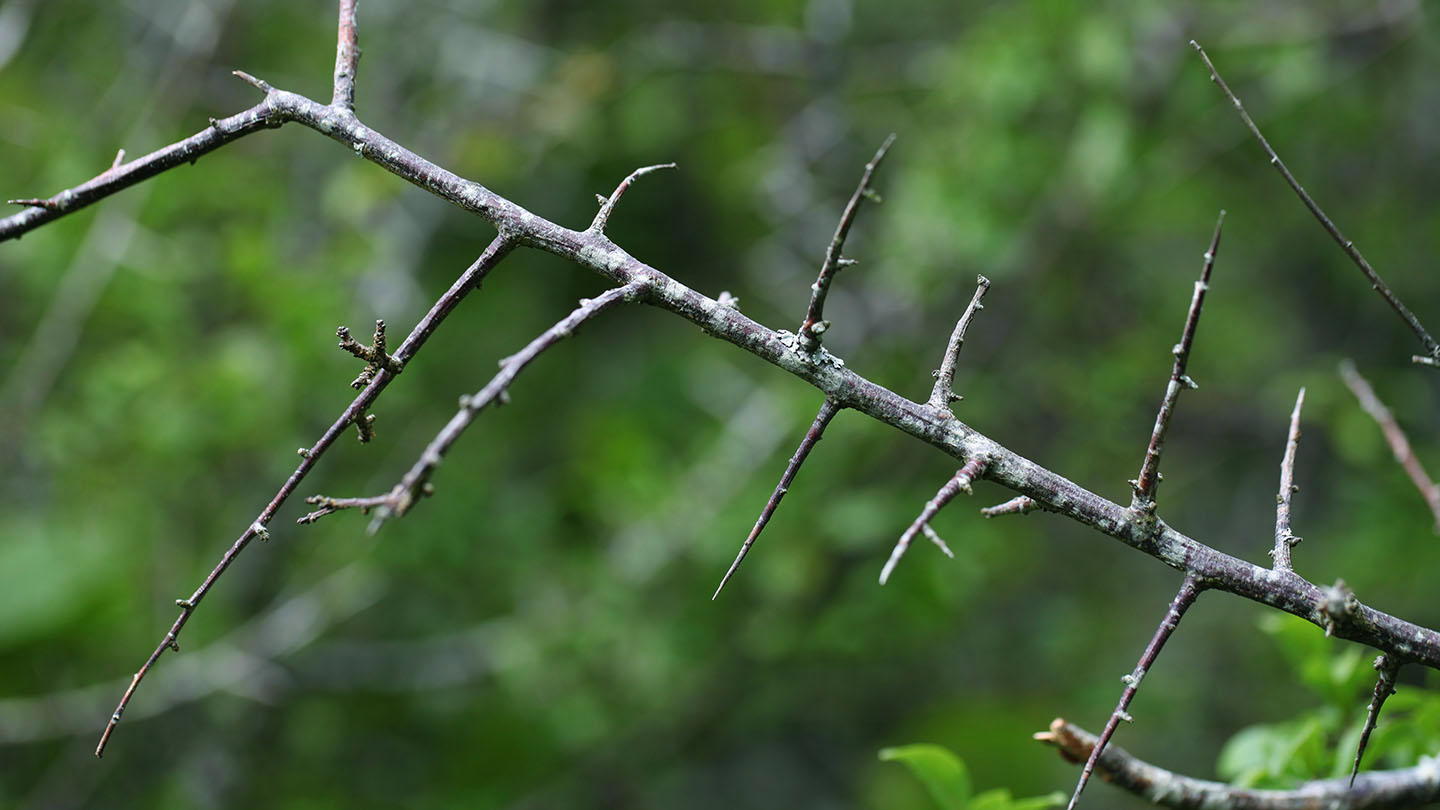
1271;387;1305;571
231;69;272;94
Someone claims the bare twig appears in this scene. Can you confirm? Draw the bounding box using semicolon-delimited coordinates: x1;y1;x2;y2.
879;457;985;585
712;398;841;599
1271;388;1306;570
1192;41;1439;362
309;282;643;534
981;495;1038;518
1132;211;1224;506
332;0;359;110
297;494;396;524
590;164;677;234
928;275;991;410
1351;654;1401;788
1038;717;1440;810
93;235;515;757
796;133;896;354
1065;577;1203;810
1339;360;1440;532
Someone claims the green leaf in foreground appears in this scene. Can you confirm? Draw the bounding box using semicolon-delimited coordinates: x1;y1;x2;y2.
879;744;972;810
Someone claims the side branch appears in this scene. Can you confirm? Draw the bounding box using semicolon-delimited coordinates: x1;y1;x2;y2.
1271;388;1306;570
1191;41;1439;361
1339;360;1440;532
879;457;985;584
332;0;360;110
796;133;895;354
929;275;991;410
1066;576;1203;810
1351;654;1401;788
712;398;841;599
1132;211;1224;505
1038;718;1440;810
306;282;643;532
94;235;516;757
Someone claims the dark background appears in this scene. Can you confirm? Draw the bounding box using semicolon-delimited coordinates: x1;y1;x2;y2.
2;1;1439;808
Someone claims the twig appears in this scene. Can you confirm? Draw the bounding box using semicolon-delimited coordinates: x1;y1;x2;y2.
1065;576;1203;810
590;164;676;234
297;494;396;524
928;275;991;410
311;282;643;534
1339;360;1440;532
981;495;1038;518
712;398;841;599
1037;717;1440;809
93;235;515;757
1191;41;1439;362
879;457;985;585
1351;654;1401;788
1271;388;1306;570
332;0;360;110
796;133;896;354
1132;211;1224;507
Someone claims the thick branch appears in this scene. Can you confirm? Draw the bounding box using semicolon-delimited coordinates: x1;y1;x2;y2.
1066;576;1203;810
1191;41;1439;361
712;398;841;599
1339;360;1440;532
93;235;515;757
1132;211;1224;505
795;133;895;354
1271;388;1306;570
928;275;991;410
1038;718;1440;810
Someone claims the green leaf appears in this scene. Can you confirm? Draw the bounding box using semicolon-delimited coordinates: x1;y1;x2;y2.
971;788;1067;810
879;744;972;810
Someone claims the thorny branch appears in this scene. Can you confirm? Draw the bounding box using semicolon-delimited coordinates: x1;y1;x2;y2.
1339;360;1440;532
1351;654;1401;788
878;457;985;585
1191;41;1440;363
1271;389;1306;571
1038;718;1440;810
928;275;990;411
5;8;1439;807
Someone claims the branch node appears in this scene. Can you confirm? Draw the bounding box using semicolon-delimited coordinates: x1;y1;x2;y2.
1319;579;1358;638
250;522;270;542
175;598;194;609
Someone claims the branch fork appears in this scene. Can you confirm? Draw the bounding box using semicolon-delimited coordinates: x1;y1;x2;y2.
879;457;986;585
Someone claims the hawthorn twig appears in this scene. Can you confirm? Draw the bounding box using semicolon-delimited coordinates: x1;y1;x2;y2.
712;398;841;599
1271;388;1306;570
1132;211;1224;507
796;133;896;354
1192;41;1440;362
928;275;991;410
1065;576;1203;810
93;235;516;757
1339;360;1440;532
1038;717;1440;809
879;457;985;585
307;282;643;533
590;164;677;234
332;0;360;110
1351;654;1401;788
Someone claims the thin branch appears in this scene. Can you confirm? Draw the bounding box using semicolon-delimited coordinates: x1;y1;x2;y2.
981;495;1038;518
1339;360;1440;532
1191;40;1440;361
94;235;516;757
712;398;841;599
297;494;395;525
1132;211;1224;506
1065;576;1203;810
332;0;360;111
590;164;676;234
928;275;991;410
1037;717;1440;810
795;133;896;354
1351;654;1401;788
879;457;985;585
306;282;643;533
1271;388;1306;570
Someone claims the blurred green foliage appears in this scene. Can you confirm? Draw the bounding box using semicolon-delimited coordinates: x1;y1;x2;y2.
879;744;1063;810
2;1;1440;809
